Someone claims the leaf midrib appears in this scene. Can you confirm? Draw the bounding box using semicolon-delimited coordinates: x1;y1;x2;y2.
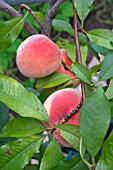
0;91;44;116
0;137;40;170
0;17;23;42
74;66;90;83
88;32;113;42
40;77;71;88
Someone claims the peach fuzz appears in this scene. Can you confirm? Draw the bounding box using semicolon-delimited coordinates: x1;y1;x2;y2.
16;34;62;78
43;88;81;146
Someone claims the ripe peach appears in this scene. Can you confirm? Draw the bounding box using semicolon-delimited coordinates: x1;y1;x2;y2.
56;64;75;77
16;35;62;78
56;49;75;78
44;88;81;146
60;49;72;67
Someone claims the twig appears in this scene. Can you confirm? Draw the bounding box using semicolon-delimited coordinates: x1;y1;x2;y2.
45;0;66;37
0;0;37;35
72;1;86;102
19;4;46;35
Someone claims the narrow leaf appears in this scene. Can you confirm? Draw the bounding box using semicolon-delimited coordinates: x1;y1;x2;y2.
80;44;88;65
96;131;113;170
90;41;110;56
66;42;76;62
73;0;94;24
57;124;80;151
52;19;74;36
0;117;45;138
80;86;111;157
40;139;64;170
99;52;113;80
0;136;44;170
0;75;48;122
89;63;101;75
34;12;45;24
0;16;25;51
49;155;88;170
36;72;72;89
72;62;91;84
87;29;113;50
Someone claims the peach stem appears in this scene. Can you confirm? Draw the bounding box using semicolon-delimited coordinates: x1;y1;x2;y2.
19;4;47;35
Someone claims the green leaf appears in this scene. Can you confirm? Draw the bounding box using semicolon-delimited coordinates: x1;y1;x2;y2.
0;117;45;138
40;139;64;170
0;16;25;51
50;155;81;170
72;62;91;84
73;0;94;25
34;12;45;24
80;44;88;65
105;79;113;99
80;86;111;157
87;29;113;50
0;102;9;131
52;19;74;36
89;63;101;76
90;41;110;56
99;52;113;80
0;75;48;122
36;72;73;89
0;136;44;170
66;42;76;62
79;33;89;46
72;159;89;170
50;155;88;170
57;124;80;151
96;131;113;170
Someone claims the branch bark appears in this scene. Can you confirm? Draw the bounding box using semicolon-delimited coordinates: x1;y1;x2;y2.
19;4;46;35
45;0;66;37
72;2;86;102
2;0;48;6
0;0;37;35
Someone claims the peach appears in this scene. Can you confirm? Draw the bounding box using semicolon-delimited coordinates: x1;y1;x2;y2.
56;64;75;77
60;49;72;67
56;49;75;78
44;88;81;146
16;34;62;78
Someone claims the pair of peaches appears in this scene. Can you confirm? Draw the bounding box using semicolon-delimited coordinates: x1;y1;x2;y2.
16;35;81;146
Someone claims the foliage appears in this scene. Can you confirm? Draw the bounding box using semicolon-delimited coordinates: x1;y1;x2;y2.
0;0;113;170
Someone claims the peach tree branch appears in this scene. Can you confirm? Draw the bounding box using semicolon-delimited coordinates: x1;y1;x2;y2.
45;0;66;37
0;0;37;35
19;4;46;35
73;1;86;102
